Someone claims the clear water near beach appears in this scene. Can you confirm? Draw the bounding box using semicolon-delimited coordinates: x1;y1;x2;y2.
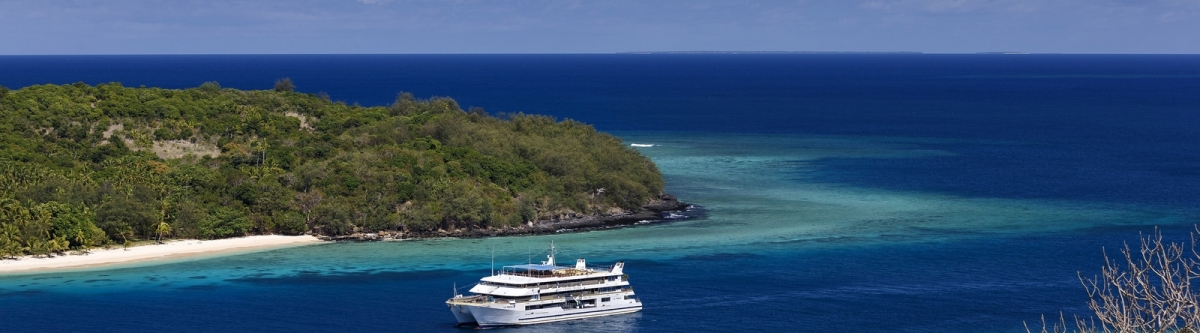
2;54;1199;332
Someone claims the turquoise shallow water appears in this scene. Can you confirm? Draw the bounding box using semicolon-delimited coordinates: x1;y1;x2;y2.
3;54;1199;332
3;131;1194;332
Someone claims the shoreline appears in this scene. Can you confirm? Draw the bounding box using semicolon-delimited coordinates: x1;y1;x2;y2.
0;196;690;275
327;194;694;240
0;235;322;276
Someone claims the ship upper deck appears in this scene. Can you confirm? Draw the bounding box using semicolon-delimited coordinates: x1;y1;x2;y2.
468;241;627;286
480;264;618;285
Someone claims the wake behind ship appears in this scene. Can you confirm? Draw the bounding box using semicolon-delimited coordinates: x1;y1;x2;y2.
446;242;642;326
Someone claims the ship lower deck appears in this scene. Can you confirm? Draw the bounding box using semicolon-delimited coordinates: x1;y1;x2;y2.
448;291;641;326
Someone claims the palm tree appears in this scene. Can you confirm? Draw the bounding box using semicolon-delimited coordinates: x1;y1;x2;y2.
74;230;91;254
119;226;134;251
1;223;19;242
0;231;19;259
155;222;171;244
27;237;47;258
49;235;69;256
0;223;23;258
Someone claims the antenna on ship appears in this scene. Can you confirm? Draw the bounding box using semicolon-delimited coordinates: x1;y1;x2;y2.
490;245;495;276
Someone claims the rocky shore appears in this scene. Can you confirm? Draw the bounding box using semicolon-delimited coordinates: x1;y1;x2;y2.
319;194;691;241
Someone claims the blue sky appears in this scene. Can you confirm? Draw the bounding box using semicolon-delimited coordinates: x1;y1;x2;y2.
1;0;1197;54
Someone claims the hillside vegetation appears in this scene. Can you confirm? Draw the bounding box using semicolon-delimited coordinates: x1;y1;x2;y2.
0;82;664;258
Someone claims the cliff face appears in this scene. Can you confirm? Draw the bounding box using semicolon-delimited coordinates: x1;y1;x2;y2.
0;83;671;250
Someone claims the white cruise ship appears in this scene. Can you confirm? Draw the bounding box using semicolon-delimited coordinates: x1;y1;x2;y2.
446;242;642;326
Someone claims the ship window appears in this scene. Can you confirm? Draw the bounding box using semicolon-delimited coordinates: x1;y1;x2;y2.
601;297;610;302
526;303;554;310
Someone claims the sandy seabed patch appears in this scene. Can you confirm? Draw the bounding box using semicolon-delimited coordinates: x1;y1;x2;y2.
0;235;322;275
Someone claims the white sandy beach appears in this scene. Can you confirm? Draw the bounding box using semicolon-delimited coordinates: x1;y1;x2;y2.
0;235;322;275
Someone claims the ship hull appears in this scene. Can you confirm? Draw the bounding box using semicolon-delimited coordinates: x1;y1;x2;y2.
446;243;640;327
455;302;642;326
448;304;476;325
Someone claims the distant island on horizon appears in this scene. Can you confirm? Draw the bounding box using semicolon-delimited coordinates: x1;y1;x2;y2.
618;51;1046;55
617;51;925;54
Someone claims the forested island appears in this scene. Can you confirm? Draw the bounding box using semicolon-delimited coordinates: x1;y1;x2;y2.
0;81;681;258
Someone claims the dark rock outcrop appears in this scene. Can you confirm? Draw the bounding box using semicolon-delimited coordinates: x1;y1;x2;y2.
329;194;692;241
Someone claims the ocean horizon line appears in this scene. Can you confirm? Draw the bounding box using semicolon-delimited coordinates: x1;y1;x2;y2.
3;52;1200;56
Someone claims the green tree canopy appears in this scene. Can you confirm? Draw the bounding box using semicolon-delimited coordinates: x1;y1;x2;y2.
0;82;664;254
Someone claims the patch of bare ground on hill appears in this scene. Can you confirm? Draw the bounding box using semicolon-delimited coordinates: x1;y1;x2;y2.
100;123;123;143
322;194;693;241
149;140;221;159
285;111;314;131
97;122;221;159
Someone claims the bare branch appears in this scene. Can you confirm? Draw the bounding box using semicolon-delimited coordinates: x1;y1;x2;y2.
1038;227;1200;333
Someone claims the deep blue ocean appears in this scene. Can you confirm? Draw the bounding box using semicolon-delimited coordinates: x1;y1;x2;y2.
2;54;1200;332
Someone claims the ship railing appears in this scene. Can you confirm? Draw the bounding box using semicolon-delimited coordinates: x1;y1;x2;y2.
528;293;586;302
448;295;489;304
537;279;607;290
526;288;633;302
501;268;596;278
455;288;630;305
